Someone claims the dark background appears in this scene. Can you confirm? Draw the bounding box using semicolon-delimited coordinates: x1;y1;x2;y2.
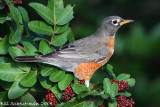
1;0;160;107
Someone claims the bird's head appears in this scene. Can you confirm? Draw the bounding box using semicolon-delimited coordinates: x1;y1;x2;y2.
95;16;133;37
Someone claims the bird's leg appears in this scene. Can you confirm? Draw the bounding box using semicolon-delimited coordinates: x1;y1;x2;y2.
87;87;91;91
85;80;91;91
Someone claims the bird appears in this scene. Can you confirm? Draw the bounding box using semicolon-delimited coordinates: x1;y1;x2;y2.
14;16;133;90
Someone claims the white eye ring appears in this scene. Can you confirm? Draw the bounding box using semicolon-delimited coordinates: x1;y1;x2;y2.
112;19;120;26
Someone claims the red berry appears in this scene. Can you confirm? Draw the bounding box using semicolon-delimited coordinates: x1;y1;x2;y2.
62;82;75;101
117;95;135;107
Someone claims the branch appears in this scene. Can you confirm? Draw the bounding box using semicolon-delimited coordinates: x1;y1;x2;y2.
0;37;25;51
50;21;56;46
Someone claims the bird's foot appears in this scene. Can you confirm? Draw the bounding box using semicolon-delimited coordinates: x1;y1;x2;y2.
87;87;91;92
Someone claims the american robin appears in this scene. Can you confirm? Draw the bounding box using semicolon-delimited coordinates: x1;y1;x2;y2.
14;16;133;90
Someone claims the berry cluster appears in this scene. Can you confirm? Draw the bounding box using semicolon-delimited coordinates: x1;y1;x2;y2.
98;106;104;107
110;79;129;91
45;89;58;107
0;0;23;12
117;95;135;107
78;80;84;84
62;82;75;101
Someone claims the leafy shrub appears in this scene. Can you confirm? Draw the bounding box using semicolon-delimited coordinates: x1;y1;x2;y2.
0;0;135;107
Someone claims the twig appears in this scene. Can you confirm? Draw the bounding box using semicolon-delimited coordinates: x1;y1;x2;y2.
0;37;25;51
50;21;56;46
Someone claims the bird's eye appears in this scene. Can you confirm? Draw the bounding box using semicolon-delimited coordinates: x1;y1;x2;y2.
113;20;117;24
112;19;119;26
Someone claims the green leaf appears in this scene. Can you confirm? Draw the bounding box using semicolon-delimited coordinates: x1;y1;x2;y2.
8;75;28;99
101;93;109;99
60;101;86;107
106;64;116;78
108;99;117;107
0;80;12;90
103;78;111;94
57;5;74;25
72;84;88;94
55;23;69;34
39;40;54;55
5;0;23;25
9;46;24;57
110;83;118;98
0;63;25;82
20;93;37;106
68;28;75;42
41;67;57;77
118;91;131;97
117;73;130;81
23;42;38;55
47;0;64;17
0;35;10;55
18;6;31;35
58;74;73;90
29;3;54;25
33;37;50;43
50;84;62;102
0;17;6;24
38;74;52;89
49;70;65;82
20;70;37;87
126;78;135;87
28;21;53;36
0;57;13;64
9;46;31;72
9;24;24;44
52;29;69;46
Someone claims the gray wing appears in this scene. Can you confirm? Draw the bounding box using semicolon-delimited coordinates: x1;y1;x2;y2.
41;36;112;68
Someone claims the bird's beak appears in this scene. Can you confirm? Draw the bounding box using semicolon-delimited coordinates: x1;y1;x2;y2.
120;19;134;25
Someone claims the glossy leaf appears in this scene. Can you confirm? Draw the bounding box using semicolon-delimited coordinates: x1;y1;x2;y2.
9;24;24;44
20;70;37;87
9;46;31;72
55;23;69;34
107;64;116;78
57;5;74;25
47;0;64;17
126;78;135;87
20;93;37;105
110;83;118;98
103;78;111;94
18;6;31;35
72;84;88;94
30;82;44;93
0;63;25;82
0;35;10;55
58;74;73;90
28;21;53;35
9;46;24;57
23;42;38;55
5;0;23;25
117;73;130;81
0;17;6;24
38;74;52;89
39;40;54;55
49;70;65;82
108;99;117;107
41;67;57;77
68;28;75;42
52;29;69;46
8;75;28;99
29;3;54;25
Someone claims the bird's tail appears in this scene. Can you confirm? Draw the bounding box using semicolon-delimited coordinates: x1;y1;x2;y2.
13;56;43;62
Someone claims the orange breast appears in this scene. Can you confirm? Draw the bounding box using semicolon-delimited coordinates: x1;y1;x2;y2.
75;36;115;80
